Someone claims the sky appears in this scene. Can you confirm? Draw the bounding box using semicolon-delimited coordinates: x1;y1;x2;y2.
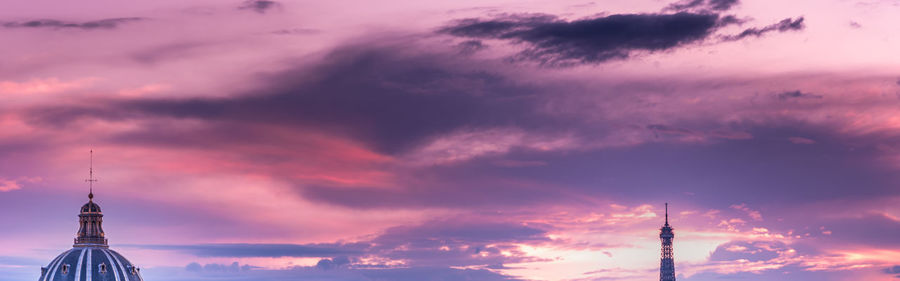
1;0;900;280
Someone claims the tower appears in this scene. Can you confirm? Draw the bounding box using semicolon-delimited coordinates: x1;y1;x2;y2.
659;203;675;281
39;151;144;281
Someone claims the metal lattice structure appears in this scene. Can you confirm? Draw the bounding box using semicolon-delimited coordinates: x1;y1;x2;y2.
659;203;675;281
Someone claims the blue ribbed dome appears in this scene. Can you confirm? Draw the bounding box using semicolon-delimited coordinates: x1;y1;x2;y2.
40;247;143;281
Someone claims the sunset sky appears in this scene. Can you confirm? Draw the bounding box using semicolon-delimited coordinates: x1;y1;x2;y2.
2;0;900;280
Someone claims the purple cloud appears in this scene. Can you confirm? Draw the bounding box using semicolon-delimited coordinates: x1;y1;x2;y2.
665;0;740;12
238;0;283;13
2;18;143;30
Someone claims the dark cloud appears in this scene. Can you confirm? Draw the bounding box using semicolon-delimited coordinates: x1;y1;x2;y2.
300;178;562;209
238;0;283;13
723;17;805;41
21;41;601;210
646;124;751;140
20;39;898;213
359;267;523;281
457;40;488;55
442;12;730;65
707;0;741;10
368;219;551;267
130;219;550;269
885;265;900;278
777;90;823;100
27;43;560;154
153;266;523;281
665;0;705;11
424;126;900;205
688;264;874;281
131;41;212;64
647;124;695;138
818;214;900;248
665;0;740;12
315;257;351;270
131;243;366;258
849;21;862;28
717;14;746;26
2;18;143;30
375;219;549;245
185;262;202;272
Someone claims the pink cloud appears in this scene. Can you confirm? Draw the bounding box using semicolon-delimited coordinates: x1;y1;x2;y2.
0;178;22;192
405;129;578;165
0;77;96;95
731;203;764;221
0;176;40;192
117;83;171;97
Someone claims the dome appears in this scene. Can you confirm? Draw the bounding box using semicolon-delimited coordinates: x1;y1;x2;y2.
80;202;101;213
39;191;144;281
40;247;142;281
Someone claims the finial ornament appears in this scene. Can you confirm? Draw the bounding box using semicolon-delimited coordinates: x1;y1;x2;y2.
85;149;98;201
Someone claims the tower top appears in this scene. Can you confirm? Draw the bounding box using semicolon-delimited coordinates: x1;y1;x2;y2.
660;203;673;234
659;202;675;281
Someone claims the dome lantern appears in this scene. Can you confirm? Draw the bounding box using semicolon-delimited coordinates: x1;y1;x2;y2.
74;195;107;247
75;150;107;247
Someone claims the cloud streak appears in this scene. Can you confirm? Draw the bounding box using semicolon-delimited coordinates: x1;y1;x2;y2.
238;0;283;13
665;0;741;12
777;90;823;100
723;17;805;41
2;18;143;30
132;243;367;258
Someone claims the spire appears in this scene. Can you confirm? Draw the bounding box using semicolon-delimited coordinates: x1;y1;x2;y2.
659;202;675;281
85;149;97;201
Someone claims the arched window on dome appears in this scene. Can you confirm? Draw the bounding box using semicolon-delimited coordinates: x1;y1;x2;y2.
61;264;70;275
99;263;107;274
